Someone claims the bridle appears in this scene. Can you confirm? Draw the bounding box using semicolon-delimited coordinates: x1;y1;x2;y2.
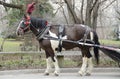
18;15;49;39
19;15;31;33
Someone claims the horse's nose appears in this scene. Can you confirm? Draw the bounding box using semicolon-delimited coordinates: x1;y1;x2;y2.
16;29;24;36
16;28;22;36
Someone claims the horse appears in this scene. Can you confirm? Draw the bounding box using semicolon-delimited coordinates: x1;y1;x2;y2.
16;14;100;76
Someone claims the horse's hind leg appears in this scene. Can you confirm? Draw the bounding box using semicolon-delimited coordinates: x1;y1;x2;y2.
78;56;88;76
78;48;93;76
86;57;93;76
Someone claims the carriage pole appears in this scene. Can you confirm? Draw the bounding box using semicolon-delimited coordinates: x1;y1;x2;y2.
43;35;120;63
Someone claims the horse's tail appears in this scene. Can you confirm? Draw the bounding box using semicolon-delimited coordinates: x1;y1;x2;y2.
93;31;100;64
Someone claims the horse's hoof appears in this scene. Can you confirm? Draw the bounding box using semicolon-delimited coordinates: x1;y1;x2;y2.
54;73;59;76
78;71;84;76
79;74;83;76
44;73;49;76
85;73;91;76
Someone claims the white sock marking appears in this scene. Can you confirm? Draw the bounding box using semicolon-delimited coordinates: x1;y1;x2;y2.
53;56;60;74
79;57;88;75
45;57;52;73
87;57;93;74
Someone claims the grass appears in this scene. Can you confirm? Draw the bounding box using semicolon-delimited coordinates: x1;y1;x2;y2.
0;38;22;52
0;38;120;52
100;39;120;47
0;38;119;70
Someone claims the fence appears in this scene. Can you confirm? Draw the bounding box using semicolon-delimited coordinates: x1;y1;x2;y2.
0;51;82;67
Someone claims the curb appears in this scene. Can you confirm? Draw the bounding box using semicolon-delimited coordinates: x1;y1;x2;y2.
0;68;120;75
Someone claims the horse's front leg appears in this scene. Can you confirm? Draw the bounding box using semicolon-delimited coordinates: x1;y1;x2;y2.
52;56;60;76
45;50;60;76
44;57;52;75
44;50;53;75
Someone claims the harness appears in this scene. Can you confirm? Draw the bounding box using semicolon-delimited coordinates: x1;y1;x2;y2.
19;15;31;32
21;16;94;52
21;16;49;40
79;25;94;44
36;25;50;40
57;25;65;52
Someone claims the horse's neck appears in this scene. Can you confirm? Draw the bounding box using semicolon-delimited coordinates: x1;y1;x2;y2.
30;17;43;28
30;25;39;36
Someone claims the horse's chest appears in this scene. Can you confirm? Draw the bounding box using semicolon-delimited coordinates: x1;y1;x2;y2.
50;40;59;51
49;31;67;51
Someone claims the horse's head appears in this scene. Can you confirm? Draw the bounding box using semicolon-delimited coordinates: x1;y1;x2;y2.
16;14;31;36
16;14;49;36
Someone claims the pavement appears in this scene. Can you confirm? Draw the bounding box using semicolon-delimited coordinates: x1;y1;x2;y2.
0;68;120;79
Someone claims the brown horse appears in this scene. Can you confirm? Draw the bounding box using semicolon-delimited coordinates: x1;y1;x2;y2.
16;15;100;76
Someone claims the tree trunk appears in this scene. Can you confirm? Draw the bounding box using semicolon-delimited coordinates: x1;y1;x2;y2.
80;0;84;24
92;0;99;31
0;38;6;52
64;0;81;24
85;0;93;26
0;1;23;9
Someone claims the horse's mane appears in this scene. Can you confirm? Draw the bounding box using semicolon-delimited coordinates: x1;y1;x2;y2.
30;17;47;29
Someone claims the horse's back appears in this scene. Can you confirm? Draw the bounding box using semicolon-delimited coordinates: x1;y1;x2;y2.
64;24;88;40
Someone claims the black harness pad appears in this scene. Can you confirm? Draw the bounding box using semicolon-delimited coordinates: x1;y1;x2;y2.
31;17;47;29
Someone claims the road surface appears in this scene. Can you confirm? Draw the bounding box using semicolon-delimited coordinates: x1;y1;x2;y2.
0;68;119;79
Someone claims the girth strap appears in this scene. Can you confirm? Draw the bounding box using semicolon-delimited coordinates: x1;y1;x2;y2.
57;25;65;52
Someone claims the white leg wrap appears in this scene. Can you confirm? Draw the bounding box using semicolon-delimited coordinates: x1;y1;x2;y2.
53;57;60;75
86;57;93;75
78;57;88;76
45;57;52;74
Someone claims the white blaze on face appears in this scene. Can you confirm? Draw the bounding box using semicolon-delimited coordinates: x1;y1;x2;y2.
16;20;24;35
49;31;67;51
17;20;23;31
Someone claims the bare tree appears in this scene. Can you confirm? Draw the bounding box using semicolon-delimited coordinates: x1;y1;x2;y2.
0;0;117;30
80;0;84;24
63;0;117;30
64;0;81;24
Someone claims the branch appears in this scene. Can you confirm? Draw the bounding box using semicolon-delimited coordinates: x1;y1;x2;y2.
64;0;81;24
99;0;108;5
116;10;120;20
54;6;62;15
61;4;69;24
90;0;98;12
0;1;23;9
80;0;84;24
101;0;116;11
116;10;120;15
117;17;120;21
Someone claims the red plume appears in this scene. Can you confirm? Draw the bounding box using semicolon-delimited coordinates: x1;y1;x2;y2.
26;2;36;15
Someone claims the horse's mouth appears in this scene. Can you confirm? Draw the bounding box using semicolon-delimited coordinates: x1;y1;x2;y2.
16;30;24;36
